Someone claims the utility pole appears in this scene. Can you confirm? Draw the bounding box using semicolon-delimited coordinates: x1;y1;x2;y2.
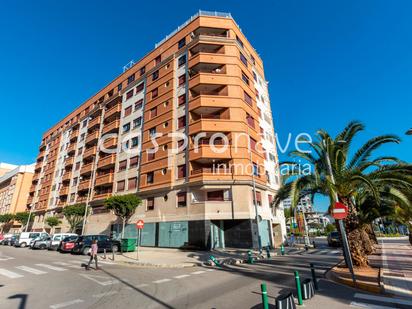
324;142;356;284
25;204;34;232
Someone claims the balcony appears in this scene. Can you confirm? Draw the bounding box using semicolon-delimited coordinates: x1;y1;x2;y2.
102;136;118;149
67;143;76;155
77;196;88;203
189;143;231;161
193;27;229;38
189;43;225;57
95;173;114;187
189;83;227;99
36;151;45;161
97;154;116;169
93;192;112;201
34;161;42;172
85;131;99;145
188;63;226;79
104;104;121;120
83;146;97;159
65;156;74;167
62;172;72;183
190;164;232;182
102;120;120;135
32;173;40;183
78;179;91;192
59;186;69;196
190;106;229;122
69;129;79;142
80;162;93;176
189;118;242;135
88;116;101;129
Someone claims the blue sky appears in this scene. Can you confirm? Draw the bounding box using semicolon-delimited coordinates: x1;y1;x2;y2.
1;1;411;211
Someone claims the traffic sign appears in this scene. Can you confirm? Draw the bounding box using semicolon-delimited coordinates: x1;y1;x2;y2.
332;202;348;220
136;219;144;229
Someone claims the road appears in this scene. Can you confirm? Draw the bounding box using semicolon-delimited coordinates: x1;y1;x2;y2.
0;240;409;308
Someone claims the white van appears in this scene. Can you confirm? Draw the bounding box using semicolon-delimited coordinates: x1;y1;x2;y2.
48;233;78;250
14;232;49;248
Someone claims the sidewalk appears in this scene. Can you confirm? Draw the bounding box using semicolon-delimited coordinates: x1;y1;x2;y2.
106;247;264;268
379;238;412;299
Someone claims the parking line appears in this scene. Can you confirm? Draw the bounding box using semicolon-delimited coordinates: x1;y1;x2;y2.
49;299;84;308
354;293;412;306
16;266;47;275
191;271;206;275
35;264;67;271
174;274;190;279
0;268;23;279
92;291;118;298
153;278;171;284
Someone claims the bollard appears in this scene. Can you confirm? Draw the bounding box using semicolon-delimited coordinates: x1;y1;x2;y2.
301;278;315;300
304;244;308;252
247;250;254;264
294;271;303;306
261;283;269;309
276;292;296;309
112;249;115;261
209;255;222;268
265;246;271;258
281;244;285;256
103;249;107;259
310;263;319;290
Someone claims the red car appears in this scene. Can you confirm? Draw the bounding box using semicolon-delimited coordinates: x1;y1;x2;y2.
59;235;78;253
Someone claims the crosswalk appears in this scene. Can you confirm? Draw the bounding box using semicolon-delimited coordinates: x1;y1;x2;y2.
0;259;117;279
285;248;342;256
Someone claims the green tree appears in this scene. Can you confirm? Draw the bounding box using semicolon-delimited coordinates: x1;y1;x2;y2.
105;194;142;238
14;212;31;230
63;203;87;233
0;213;15;232
324;223;336;234
274;121;412;266
45;216;61;234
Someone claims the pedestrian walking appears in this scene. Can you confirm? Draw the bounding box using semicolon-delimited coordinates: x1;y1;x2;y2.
86;239;99;270
289;233;295;247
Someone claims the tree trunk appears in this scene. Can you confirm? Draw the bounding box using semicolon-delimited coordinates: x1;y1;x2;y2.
121;218;126;238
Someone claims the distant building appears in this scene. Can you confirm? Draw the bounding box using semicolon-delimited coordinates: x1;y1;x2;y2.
282;195;314;213
0;163;35;232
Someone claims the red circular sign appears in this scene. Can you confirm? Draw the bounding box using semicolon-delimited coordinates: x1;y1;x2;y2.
136;220;144;229
332;202;348;220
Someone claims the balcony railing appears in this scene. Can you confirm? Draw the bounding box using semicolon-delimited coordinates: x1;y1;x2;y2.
59;186;69;196
102;120;120;135
80;162;93;175
88;116;101;129
97;154;116;169
78;179;91;192
85;131;99;145
83;146;97;159
191;167;231;175
95;173;114;186
104;104;121;119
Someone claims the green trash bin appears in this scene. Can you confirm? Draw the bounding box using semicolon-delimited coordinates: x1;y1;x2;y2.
121;238;136;252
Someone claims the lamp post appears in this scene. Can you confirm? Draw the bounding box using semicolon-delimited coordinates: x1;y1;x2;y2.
25;204;33;232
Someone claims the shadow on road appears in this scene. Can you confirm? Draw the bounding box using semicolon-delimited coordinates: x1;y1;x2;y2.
8;294;28;309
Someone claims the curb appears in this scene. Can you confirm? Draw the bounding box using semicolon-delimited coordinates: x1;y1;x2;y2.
116;260;199;268
326;267;383;294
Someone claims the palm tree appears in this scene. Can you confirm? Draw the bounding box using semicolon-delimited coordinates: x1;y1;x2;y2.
274;121;412;266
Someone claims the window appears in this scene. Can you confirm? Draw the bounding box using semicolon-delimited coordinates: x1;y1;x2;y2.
147;172;154;184
147;197;154;210
178;55;186;67
152;70;159;81
152;88;158;99
177;164;186;178
163;121;168;128
150;107;157;118
123;123;130;133
82;119;88;128
126;90;134;100
251;55;256;65
133;117;142;128
246;114;255;128
178;94;186;106
253;163;260;176
244;91;252;105
147;128;156;139
236;35;244;48
108;89;114;97
154;55;161;65
253;191;262;206
268;194;273;207
178;37;186;49
117;83;123;92
134;99;143;110
207;190;224;201
124;106;132;117
147;150;155;161
127;74;135;85
80;133;85;141
178;116;186;129
177;192;186;207
128;177;137;190
135;83;144;93
73;177;78;186
240;52;248;66
118;160;127;171
266;171;271;183
139;66;145;76
75;162;80;171
117;180;125;191
250;138;257;151
130;156;139;168
242;71;249;85
131;137;139;148
177;139;185;150
253;71;257;81
178;74;186;86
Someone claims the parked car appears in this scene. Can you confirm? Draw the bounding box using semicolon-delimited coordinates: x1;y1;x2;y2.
58;235;78;253
1;234;17;245
31;236;52;250
48;233;78;251
327;231;341;247
14;232;49;248
71;235;120;255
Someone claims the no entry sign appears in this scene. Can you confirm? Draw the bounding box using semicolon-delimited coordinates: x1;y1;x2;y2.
136;219;144;230
332;202;348;220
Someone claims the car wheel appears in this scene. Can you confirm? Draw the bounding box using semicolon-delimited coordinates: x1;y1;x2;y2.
39;244;47;250
82;247;90;255
112;245;119;253
20;242;27;248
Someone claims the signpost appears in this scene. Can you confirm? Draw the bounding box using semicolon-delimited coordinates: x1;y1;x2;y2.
135;220;144;260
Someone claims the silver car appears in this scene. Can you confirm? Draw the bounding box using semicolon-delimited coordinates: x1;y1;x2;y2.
31;236;52;250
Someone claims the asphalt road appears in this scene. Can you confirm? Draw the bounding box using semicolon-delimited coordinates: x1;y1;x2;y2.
0;241;409;309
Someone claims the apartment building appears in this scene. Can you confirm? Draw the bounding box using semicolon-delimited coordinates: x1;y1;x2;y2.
28;11;286;248
0;163;34;232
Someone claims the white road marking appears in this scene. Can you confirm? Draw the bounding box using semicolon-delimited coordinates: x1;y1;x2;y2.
36;264;67;271
136;283;148;288
0;255;15;261
53;262;79;268
79;273;119;286
92;291;118;298
0;268;23;278
174;274;190;279
49;299;84;308
206;269;215;272
81;259;115;265
153;278;171;284
191;271;206;275
16;266;47;275
354;293;412;306
350;301;395;309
